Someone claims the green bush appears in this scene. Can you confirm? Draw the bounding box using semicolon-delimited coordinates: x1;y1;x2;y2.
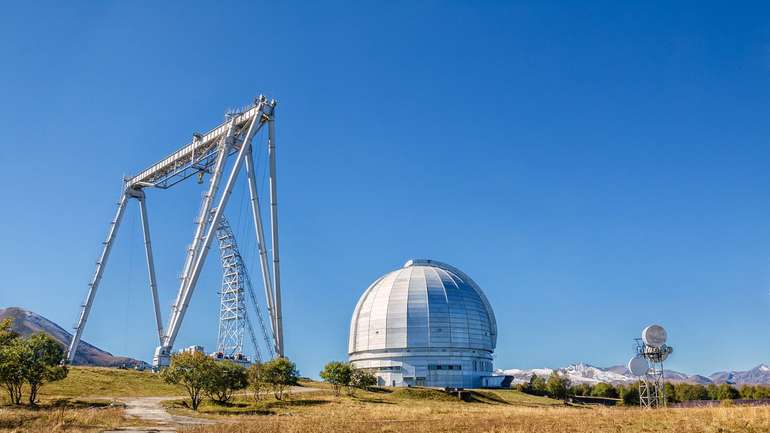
262;357;299;400
205;361;248;403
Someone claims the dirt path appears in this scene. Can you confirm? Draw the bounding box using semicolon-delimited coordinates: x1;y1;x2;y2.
102;386;319;433
102;396;214;433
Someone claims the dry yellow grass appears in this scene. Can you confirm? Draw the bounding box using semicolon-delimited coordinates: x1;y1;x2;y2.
0;405;126;433
177;390;770;433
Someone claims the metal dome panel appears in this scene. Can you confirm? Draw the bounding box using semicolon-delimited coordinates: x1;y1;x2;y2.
348;259;497;355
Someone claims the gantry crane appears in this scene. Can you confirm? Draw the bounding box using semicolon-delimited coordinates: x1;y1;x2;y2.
66;95;283;368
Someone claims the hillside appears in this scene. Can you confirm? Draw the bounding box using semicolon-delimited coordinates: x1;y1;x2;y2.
0;307;147;368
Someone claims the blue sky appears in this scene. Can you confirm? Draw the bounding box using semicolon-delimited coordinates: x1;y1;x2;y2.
2;1;770;378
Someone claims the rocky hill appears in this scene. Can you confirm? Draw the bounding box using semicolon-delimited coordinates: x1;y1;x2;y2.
0;307;147;368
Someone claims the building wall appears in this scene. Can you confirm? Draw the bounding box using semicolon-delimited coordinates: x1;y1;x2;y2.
351;348;493;388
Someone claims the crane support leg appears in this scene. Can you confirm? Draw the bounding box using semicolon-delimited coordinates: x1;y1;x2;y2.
67;191;130;362
268;117;284;357
168;120;237;340
135;190;164;344
245;148;277;343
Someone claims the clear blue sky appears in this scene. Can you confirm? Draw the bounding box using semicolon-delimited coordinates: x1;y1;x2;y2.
1;1;770;378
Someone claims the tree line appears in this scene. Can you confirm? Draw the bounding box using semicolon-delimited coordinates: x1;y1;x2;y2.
518;371;769;405
0;318;68;405
160;351;300;410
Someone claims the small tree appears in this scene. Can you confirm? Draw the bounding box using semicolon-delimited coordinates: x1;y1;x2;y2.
262;357;299;400
0;338;24;405
350;368;377;395
620;383;640;406
19;334;68;405
205;361;248;404
248;362;266;401
546;371;570;401
320;361;352;396
161;351;215;410
528;374;547;396
591;382;619;399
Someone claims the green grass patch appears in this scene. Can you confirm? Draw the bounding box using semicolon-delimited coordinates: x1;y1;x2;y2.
40;366;184;398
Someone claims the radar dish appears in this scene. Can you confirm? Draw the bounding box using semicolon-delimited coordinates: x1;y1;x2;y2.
628;356;648;377
642;324;667;348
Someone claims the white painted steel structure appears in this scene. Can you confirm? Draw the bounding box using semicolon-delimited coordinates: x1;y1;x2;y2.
349;259;497;388
629;325;673;408
66;96;284;368
214;214;276;362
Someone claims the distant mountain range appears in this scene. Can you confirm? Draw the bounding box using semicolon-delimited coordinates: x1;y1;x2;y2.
499;363;770;386
0;307;147;368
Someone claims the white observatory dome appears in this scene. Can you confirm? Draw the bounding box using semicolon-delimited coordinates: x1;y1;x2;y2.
348;259;497;388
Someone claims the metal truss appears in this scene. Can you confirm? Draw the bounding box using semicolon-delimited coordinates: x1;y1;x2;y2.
635;339;667;408
66;95;284;367
214;214;276;362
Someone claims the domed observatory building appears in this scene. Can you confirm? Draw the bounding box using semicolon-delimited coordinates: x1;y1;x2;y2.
348;259;497;388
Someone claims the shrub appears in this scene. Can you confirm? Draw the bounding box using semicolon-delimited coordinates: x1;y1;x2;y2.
546;372;570;401
161;351;215;410
248;362;266;401
17;333;68;405
320;361;352;396
262;357;299;400
205;361;248;403
0;338;24;404
350;368;377;394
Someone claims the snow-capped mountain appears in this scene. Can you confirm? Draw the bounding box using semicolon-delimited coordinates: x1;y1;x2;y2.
709;364;770;385
499;363;770;386
499;363;635;385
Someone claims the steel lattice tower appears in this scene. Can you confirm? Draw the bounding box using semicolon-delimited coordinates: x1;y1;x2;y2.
216;216;247;357
214;215;275;362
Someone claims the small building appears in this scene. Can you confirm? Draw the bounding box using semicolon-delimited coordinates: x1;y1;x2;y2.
348;259;498;388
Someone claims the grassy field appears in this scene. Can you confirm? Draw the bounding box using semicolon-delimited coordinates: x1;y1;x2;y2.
166;386;770;433
0;405;128;433
178;402;770;433
39;366;183;399
0;366;182;432
5;367;770;433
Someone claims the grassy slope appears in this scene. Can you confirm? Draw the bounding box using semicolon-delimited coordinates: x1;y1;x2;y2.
40;366;184;399
164;384;562;418
167;386;770;433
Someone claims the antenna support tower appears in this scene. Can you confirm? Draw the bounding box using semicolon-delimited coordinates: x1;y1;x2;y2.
65;95;284;368
634;338;666;408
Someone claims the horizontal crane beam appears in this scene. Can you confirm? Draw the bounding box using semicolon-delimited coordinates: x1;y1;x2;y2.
128;97;276;190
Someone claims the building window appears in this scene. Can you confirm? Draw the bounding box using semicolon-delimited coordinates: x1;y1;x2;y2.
428;364;462;371
378;366;401;372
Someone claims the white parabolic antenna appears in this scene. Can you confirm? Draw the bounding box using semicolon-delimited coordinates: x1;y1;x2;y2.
642;324;667;348
628;355;649;376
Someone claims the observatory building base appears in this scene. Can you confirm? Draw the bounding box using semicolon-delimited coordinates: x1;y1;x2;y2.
351;350;494;388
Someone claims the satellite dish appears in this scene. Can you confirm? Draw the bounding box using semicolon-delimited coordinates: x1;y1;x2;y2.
628;356;649;376
642;324;667;348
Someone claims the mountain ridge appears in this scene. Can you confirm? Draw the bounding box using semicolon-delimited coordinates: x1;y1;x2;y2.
0;307;147;368
498;363;770;386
